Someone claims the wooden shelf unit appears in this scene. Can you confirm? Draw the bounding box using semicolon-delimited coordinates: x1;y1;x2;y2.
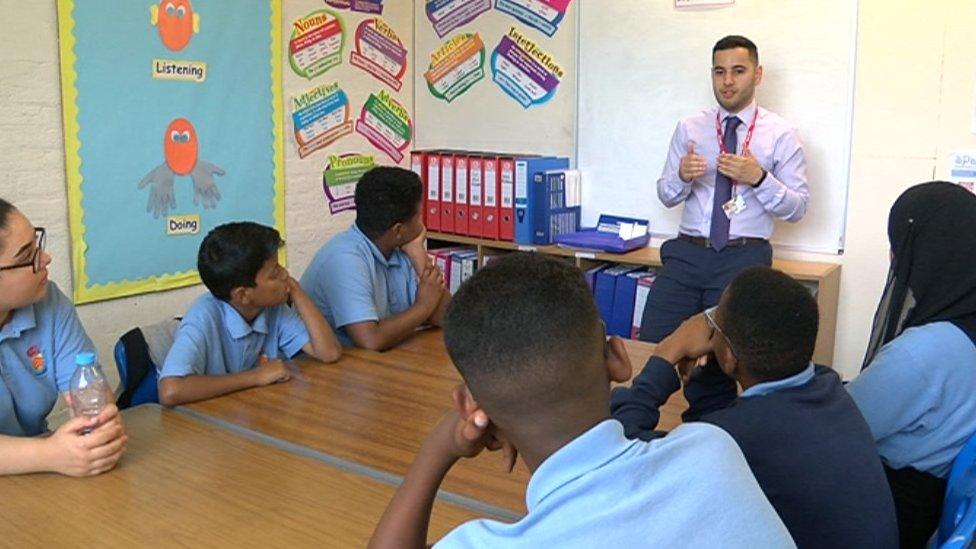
427;232;841;366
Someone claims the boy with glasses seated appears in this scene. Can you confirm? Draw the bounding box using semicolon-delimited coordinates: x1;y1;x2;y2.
612;266;898;549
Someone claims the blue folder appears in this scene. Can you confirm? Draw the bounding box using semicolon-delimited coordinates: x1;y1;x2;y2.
514;156;569;244
554;214;650;253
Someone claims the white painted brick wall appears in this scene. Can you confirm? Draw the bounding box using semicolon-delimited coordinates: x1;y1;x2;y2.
0;1;413;402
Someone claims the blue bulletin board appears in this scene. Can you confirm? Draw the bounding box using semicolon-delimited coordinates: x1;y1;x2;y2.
57;0;285;303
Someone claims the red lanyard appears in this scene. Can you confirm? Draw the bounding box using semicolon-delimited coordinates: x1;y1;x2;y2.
715;106;759;155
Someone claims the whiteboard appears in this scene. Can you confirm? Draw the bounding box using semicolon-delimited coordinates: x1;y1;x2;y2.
577;0;857;253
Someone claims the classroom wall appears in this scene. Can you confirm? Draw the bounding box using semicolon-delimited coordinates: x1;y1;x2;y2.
412;1;578;158
0;1;413;393
1;0;973;387
778;0;976;379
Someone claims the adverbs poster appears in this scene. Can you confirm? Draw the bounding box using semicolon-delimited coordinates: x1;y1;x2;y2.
355;89;412;162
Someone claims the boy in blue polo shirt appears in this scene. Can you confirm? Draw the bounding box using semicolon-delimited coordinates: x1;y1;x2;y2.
159;222;341;406
0;199;127;477
369;253;794;548
300;166;449;351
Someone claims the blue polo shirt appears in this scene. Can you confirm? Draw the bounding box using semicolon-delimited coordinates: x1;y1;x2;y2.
0;282;95;436
847;321;976;478
299;224;418;346
740;362;815;397
159;293;309;378
434;420;795;548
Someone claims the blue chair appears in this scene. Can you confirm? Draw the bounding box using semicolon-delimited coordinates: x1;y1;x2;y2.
114;327;160;408
937;431;976;548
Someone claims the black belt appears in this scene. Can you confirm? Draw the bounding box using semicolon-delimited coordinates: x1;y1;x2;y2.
677;233;768;249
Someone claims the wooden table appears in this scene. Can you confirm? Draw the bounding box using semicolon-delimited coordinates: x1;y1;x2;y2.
0;405;481;548
185;329;688;515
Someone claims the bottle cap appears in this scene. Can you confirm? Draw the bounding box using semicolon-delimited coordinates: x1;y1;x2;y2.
75;352;96;366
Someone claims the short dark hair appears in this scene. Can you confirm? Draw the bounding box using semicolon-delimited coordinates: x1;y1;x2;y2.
443;253;604;415
0;198;16;254
713;35;759;65
721;267;818;381
354;166;422;239
197;222;282;301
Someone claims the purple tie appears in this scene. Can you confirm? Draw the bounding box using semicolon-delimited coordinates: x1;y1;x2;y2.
710;116;741;251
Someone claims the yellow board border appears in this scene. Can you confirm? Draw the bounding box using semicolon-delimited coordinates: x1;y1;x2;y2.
56;0;285;304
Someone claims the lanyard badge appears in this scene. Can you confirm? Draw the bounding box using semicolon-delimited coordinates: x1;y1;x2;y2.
716;106;759;218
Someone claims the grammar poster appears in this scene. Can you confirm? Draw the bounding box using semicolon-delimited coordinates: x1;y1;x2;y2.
57;0;284;303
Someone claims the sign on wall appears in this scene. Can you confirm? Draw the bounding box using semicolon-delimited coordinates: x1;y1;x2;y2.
57;0;284;303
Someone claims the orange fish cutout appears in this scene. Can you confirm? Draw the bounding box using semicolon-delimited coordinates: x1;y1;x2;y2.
163;118;199;176
150;0;200;52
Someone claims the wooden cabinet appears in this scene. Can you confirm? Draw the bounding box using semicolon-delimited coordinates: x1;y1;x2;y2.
427;232;841;366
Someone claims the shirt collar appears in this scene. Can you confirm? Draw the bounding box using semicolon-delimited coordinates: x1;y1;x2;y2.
351;223;403;268
718;99;758;129
218;300;269;340
525;419;635;511
740;362;816;398
0;302;38;343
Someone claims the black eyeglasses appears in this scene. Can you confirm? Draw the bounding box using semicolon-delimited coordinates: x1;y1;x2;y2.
0;228;46;273
600;319;610;358
703;306;737;359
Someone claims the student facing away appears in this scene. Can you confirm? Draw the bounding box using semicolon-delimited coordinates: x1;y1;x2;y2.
612;266;898;549
846;181;976;548
158;222;341;406
369;253;795;549
0;198;127;476
300;166;450;351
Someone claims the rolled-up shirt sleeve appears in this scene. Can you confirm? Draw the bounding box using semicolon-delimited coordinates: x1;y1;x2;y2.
751;129;809;222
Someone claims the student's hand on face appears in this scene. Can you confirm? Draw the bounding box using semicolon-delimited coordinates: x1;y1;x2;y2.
716;149;764;185
402;226;428;254
678;142;707;183
254;355;291;386
416;264;444;308
46;404;128;477
285;275;304;297
434;407;518;472
656;314;714;365
676;354;709;384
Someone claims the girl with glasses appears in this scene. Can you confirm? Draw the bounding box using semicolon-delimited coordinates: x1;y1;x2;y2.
0;198;127;476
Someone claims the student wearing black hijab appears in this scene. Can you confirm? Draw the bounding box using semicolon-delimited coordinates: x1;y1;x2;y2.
846;181;976;548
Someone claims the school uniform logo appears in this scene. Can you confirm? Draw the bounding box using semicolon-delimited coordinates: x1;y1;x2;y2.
27;345;46;375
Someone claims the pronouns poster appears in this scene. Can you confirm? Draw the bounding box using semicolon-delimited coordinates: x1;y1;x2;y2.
490;27;563;108
350;18;407;91
355;90;412;163
424;33;485;103
323;153;375;213
291;81;353;158
425;0;491;38
493;0;571;37
289;9;345;79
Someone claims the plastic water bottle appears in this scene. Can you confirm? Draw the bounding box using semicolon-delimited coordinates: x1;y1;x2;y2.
69;352;111;431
